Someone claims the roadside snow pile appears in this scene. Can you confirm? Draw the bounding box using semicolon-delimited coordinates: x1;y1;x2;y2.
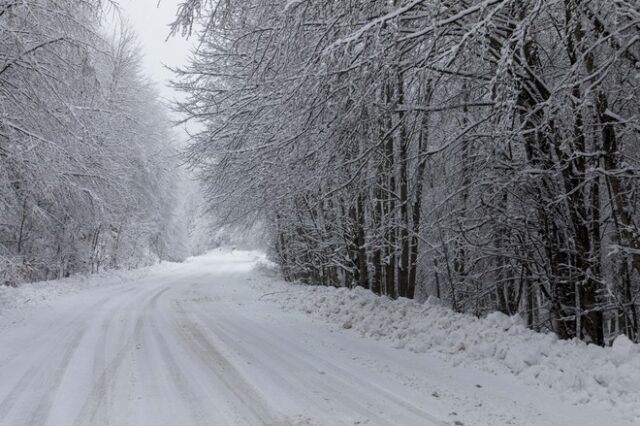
266;283;640;421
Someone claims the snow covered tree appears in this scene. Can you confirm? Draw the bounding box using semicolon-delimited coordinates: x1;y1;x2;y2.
175;0;640;345
0;0;187;284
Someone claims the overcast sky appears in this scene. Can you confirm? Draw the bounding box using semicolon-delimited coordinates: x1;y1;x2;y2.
109;0;198;139
110;0;194;102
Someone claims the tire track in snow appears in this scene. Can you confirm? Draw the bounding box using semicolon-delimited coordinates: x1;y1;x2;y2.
25;326;88;426
171;300;279;425
71;319;137;426
71;286;170;426
0;289;123;368
144;286;217;425
205;316;415;425
185;289;450;426
0;286;144;424
0;368;39;421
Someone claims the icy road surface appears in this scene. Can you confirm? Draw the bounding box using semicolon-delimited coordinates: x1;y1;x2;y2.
0;251;629;426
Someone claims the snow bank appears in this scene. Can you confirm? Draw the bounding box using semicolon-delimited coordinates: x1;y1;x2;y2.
259;279;640;422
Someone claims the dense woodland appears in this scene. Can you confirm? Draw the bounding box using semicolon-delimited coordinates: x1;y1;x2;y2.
0;0;188;285
175;0;640;345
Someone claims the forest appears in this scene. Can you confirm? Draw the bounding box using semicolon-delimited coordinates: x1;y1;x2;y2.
1;2;639;424
0;0;189;285
174;0;640;346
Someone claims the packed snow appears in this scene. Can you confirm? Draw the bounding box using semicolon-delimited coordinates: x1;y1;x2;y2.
0;250;636;426
0;262;181;333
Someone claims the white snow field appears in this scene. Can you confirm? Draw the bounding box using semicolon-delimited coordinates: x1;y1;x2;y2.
0;250;636;426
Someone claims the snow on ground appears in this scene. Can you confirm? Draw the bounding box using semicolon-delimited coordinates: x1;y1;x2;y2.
0;249;636;426
254;260;640;424
0;262;182;332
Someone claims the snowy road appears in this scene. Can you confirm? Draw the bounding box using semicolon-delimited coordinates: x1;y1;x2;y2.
0;251;629;426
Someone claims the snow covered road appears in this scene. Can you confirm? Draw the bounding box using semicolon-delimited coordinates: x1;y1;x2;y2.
0;251;631;426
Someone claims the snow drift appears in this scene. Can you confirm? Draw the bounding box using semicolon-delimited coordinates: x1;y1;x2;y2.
260;277;640;422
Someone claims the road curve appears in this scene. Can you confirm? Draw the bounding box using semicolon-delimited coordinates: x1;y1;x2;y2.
0;251;628;426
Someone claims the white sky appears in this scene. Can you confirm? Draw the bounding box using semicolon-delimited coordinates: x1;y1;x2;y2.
112;0;192;99
108;0;198;139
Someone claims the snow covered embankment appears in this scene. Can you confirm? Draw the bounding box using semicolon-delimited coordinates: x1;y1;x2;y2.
259;271;640;422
